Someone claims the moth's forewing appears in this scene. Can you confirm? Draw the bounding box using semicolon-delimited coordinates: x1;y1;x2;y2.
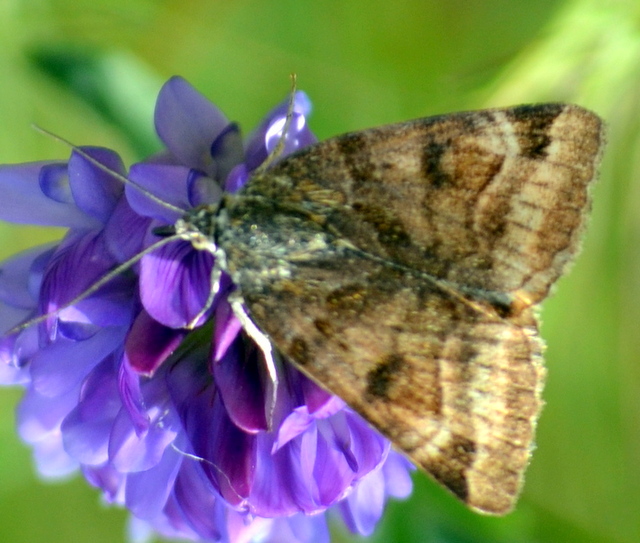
216;105;604;514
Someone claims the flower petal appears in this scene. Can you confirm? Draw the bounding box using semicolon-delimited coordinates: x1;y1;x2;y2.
168;354;254;507
187;168;223;208
30;326;126;397
382;451;415;499
68;147;125;223
249;433;306;516
127;163;192;224
32;429;79;479
0;245;53;309
125;311;186;376
223;163;250;193
269;514;330;543
214;334;268;433
17;384;78;442
212;297;242;362
0;162;99;227
171;459;229;541
125;445;183;520
139;237;214;328
61;357;121;465
155;76;230;177
109;399;179;473
338;466;385;536
118;355;149;433
103;197;150;263
244;91;316;172
40;231;135;331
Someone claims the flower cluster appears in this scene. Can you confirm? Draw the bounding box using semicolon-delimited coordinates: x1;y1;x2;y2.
0;77;413;542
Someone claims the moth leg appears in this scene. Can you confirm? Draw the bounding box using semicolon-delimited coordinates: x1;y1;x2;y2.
229;291;279;428
187;256;223;329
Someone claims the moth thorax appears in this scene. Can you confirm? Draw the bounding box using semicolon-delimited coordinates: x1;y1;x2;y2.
183;204;218;239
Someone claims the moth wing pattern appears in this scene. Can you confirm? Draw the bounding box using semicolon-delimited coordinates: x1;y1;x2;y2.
217;104;605;514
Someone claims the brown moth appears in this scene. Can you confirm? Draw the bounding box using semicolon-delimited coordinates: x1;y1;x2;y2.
176;104;604;515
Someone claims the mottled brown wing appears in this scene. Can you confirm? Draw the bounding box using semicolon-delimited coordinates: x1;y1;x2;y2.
244;104;604;308
217;104;604;514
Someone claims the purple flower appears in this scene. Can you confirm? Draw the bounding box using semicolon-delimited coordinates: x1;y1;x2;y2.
0;76;413;542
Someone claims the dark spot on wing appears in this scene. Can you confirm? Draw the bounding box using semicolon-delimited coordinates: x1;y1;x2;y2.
351;202;412;248
423;435;476;501
288;337;310;365
366;353;405;399
313;318;334;338
337;133;375;187
508;104;563;159
422;137;452;188
326;284;368;314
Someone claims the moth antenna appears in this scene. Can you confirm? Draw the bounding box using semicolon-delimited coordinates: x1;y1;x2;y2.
7;233;189;336
253;73;298;175
31;124;187;215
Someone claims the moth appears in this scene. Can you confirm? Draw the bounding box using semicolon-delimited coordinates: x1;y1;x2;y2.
43;102;606;515
183;103;604;515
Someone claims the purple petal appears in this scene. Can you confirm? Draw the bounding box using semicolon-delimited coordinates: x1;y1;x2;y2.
302;378;338;416
227;512;273;543
103;197;150;263
187;169;223;208
244;91;316;171
382;451;415;499
0;336;31;384
339;466;385;536
154;76;230;176
263;112;316;158
223;163;250;193
39;163;72;203
209;122;244;183
127;163;192;224
303;424;358;507
168;356;254;507
274;406;315;452
17;385;78;441
40;231;112;309
125;445;183;520
139;237;214;329
342;411;389;476
109;399;179;473
40;231;135;333
214;334;268;433
118;355;149;433
0;323;39;374
193;395;255;507
61;357;121;465
250;434;306;516
273;384;344;452
30;326;126;397
0;245;53;309
212;298;242;362
125;311;186;376
143;492;203;541
0;162;99;228
172;459;228;541
32;430;79;478
68;147;125;223
270;514;330;543
83;463;126;503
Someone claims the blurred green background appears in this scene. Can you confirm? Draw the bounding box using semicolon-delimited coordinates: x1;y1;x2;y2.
0;0;638;542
